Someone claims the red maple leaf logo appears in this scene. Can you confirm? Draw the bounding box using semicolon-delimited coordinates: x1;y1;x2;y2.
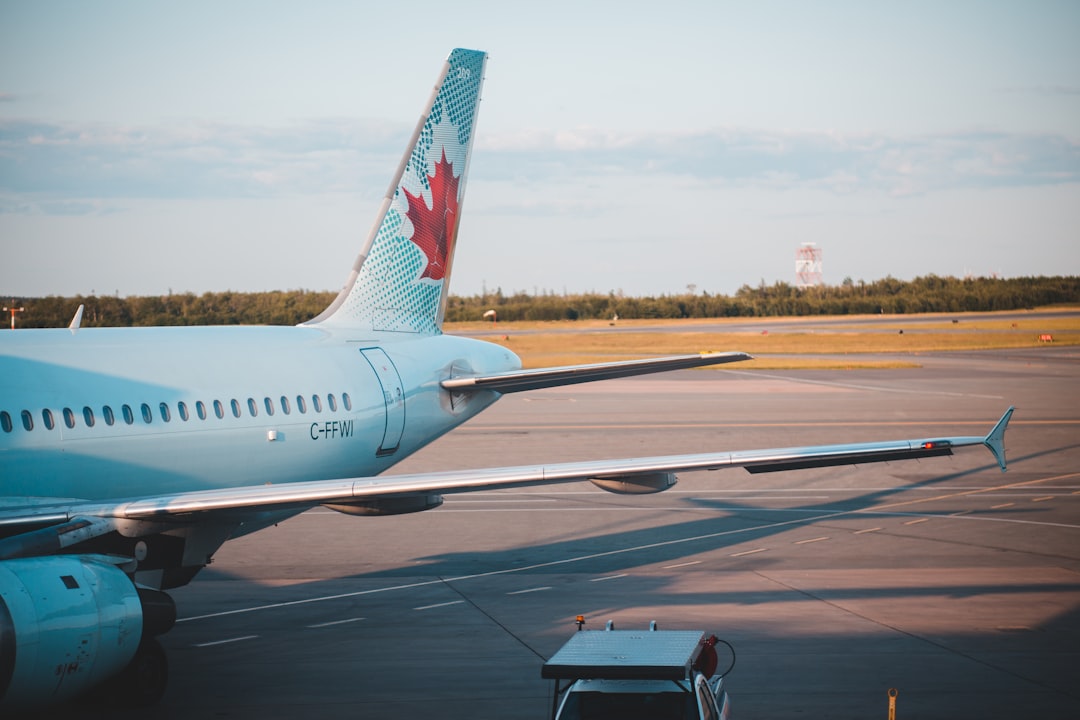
404;150;459;281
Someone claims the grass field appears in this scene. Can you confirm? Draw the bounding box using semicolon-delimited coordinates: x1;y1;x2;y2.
447;309;1080;370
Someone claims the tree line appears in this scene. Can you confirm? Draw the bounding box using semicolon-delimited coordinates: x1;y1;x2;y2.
5;290;336;329
5;275;1079;329
446;275;1080;322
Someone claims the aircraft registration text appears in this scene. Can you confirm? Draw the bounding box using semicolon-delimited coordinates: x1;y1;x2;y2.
310;420;354;440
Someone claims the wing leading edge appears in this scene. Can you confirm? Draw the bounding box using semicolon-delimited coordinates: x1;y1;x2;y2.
0;407;1014;526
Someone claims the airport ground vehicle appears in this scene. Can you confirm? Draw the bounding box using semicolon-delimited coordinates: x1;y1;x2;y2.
542;620;733;720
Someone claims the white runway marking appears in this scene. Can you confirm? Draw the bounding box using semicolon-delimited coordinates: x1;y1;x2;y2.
307;617;365;628
194;635;257;648
432;502;828;513
724;368;1005;399
414;600;464;611
507;586;552;595
444;498;559;504
590;574;628;582
730;548;768;557
794;536;829;545
663;560;702;569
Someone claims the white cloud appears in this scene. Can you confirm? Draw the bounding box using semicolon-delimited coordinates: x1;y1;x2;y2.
1;119;1077;219
0;118;408;211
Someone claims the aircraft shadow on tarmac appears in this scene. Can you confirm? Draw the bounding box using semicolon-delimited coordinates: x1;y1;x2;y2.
185;442;1080;590
217;442;1076;581
161;441;1080;718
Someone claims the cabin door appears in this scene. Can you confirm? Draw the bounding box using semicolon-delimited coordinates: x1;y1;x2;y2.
360;348;405;456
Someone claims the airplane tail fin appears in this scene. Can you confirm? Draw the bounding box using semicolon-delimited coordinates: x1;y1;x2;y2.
306;48;487;334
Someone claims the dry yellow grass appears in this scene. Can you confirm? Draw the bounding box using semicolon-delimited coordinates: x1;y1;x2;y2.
447;309;1079;370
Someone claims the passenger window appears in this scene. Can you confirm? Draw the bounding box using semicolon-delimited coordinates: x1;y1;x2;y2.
196;401;207;420
103;406;115;426
231;399;241;418
1;411;12;433
42;409;56;430
83;406;95;427
280;395;291;415
247;398;258;417
214;400;224;419
141;403;153;424
122;404;135;425
312;394;323;413
178;401;189;421
342;392;352;411
296;395;307;414
63;408;76;429
264;397;274;416
328;394;338;412
159;403;171;422
21;410;33;431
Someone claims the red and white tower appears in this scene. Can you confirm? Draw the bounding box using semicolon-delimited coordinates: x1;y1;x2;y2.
795;243;823;288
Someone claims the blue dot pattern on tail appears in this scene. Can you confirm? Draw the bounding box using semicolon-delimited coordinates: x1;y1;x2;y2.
317;48;486;334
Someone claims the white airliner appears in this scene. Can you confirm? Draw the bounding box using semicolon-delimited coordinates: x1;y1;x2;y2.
0;48;1012;710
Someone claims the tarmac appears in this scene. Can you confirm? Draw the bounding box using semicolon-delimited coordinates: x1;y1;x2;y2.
112;345;1079;719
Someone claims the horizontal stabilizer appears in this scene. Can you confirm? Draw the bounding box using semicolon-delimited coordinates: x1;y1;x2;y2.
441;352;751;394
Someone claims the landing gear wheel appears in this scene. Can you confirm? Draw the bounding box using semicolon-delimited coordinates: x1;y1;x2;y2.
111;637;169;707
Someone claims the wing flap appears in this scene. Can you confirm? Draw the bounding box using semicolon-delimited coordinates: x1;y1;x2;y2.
742;443;954;473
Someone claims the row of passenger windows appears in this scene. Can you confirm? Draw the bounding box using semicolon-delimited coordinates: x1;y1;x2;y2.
1;393;352;433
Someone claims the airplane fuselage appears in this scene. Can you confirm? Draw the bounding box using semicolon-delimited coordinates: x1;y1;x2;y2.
0;327;518;503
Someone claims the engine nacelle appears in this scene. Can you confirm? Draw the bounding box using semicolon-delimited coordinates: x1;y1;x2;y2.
590;472;678;494
0;555;144;710
324;493;444;516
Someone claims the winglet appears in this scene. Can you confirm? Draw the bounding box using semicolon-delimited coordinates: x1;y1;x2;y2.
983;406;1014;472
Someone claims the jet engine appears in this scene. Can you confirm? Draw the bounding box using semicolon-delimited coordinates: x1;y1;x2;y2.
0;554;174;710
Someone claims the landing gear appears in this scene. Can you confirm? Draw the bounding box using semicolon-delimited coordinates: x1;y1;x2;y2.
92;637;169;708
121;638;169;707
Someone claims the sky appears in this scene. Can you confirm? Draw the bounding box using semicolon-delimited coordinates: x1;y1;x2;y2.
1;0;1079;301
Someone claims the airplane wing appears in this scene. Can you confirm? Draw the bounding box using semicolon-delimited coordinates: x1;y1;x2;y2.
442;352;752;393
0;407;1013;529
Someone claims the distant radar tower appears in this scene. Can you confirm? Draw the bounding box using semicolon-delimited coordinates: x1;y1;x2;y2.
795;243;823;288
